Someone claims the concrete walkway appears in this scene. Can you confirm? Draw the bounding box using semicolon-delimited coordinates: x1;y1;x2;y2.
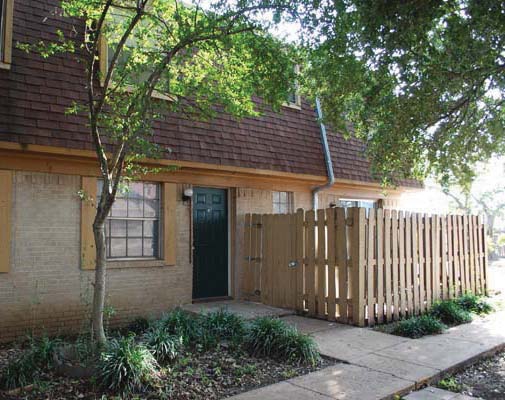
181;300;294;320
229;310;505;400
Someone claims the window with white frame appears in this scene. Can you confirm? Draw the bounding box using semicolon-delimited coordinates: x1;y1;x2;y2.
98;181;161;259
285;64;301;107
273;191;294;214
339;198;376;209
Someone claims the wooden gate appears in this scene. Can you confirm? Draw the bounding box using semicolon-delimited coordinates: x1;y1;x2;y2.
241;207;488;326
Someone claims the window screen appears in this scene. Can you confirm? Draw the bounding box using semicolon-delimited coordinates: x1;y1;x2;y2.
98;181;161;259
273;191;294;214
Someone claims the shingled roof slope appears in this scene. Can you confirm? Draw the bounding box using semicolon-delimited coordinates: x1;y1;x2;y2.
0;0;420;188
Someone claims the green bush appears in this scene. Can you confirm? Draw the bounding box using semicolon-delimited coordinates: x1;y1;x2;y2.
437;376;462;392
157;309;198;345
430;300;473;325
0;335;60;390
98;336;159;395
245;317;287;358
455;293;493;315
391;315;447;338
244;317;320;365
0;353;38;390
125;317;150;335
279;328;320;366
144;328;182;363
201;309;246;345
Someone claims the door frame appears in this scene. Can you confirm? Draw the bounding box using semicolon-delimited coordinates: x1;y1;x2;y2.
191;186;233;300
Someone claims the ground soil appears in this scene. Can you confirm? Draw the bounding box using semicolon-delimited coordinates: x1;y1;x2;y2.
0;344;335;400
442;351;505;399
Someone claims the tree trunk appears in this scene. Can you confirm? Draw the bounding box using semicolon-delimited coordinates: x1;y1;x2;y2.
92;219;108;347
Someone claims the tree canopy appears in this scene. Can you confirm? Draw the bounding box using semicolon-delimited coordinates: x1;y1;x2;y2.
300;0;505;189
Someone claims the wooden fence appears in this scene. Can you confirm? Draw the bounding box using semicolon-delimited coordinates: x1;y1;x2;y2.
242;207;488;326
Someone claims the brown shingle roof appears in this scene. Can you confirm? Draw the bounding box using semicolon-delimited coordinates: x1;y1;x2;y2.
0;0;420;188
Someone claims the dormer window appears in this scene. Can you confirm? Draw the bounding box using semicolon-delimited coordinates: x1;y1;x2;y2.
284;64;301;109
0;0;14;69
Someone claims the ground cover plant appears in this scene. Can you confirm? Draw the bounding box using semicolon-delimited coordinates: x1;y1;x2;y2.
0;310;329;399
376;294;493;339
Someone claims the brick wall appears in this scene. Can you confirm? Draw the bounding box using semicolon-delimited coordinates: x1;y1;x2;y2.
0;171;192;342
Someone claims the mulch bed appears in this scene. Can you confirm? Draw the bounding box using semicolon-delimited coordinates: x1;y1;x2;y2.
443;350;505;399
0;344;335;399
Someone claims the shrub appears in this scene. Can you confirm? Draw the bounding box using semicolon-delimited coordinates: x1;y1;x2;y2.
391;315;447;338
279;328;320;366
144;328;182;363
157;309;198;345
430;300;472;325
437;376;462;392
456;293;493;315
244;317;287;358
125;317;150;335
244;317;320;365
98;336;159;395
0;353;38;390
0;335;60;390
201;309;246;345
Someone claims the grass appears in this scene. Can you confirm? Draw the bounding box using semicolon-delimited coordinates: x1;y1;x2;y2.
437;376;463;392
390;315;447;339
245;317;320;366
455;293;493;315
430;300;473;325
98;336;159;395
0;335;61;390
378;293;493;339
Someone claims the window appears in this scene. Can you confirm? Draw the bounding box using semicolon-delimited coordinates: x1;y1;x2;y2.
98;181;161;259
0;0;13;68
339;198;376;209
285;64;301;108
273;191;294;214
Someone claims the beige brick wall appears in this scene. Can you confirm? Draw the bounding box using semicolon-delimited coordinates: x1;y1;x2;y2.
0;171;192;342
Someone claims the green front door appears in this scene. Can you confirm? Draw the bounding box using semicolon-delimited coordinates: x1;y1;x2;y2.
193;187;228;299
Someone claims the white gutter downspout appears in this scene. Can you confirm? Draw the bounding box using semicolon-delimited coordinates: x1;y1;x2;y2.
312;97;335;210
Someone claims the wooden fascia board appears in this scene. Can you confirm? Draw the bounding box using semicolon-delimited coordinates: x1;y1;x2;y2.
0;141;411;193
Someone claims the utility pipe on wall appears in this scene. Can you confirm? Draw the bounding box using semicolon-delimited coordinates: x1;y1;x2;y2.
312;97;335;210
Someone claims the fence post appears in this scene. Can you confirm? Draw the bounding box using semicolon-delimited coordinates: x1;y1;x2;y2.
350;207;366;327
295;208;305;312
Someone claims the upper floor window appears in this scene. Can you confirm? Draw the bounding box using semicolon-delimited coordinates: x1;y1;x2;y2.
98;181;161;259
273;191;294;214
338;198;376;209
285;64;301;108
0;0;14;68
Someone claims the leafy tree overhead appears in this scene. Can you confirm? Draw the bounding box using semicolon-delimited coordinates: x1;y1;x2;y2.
26;0;300;346
301;0;505;189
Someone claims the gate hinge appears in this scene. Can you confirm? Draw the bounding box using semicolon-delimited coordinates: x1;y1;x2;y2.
244;256;262;262
245;223;263;228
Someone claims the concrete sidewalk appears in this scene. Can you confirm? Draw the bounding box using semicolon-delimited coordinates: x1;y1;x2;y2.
228;310;505;400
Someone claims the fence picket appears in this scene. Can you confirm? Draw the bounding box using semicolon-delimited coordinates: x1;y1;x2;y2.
384;209;392;322
418;214;425;313
306;210;316;316
295;209;305;311
367;208;376;325
376;209;385;323
336;208;348;322
317;209;327;318
327;208;337;321
351;208;366;326
405;213;414;316
391;210;400;321
425;215;432;308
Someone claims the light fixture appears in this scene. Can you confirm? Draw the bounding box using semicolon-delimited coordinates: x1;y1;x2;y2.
183;187;193;201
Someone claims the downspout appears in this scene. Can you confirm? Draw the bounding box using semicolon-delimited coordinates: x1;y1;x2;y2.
312;97;335;210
